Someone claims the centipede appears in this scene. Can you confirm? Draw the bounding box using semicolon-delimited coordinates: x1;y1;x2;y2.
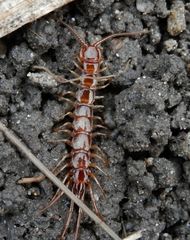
19;22;148;240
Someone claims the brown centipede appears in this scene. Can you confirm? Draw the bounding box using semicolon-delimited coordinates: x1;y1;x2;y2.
19;22;148;240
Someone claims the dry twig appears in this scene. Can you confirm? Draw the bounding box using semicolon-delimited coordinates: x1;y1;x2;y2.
0;0;74;38
0;121;143;240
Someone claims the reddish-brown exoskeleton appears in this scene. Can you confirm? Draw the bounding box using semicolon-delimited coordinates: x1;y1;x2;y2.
19;22;148;239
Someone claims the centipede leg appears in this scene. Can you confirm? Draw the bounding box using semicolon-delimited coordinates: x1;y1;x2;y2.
95;96;104;100
56;79;81;87
52;163;71;177
33;65;55;76
74;207;83;240
91;144;106;157
88;183;103;220
58;97;74;105
92;116;104;124
57;91;76;98
76;56;82;64
74;188;85;240
55;129;72;136
53;122;73;132
92;132;108;137
91;153;109;166
90;163;107;176
60;200;74;239
97;78;113;85
39;189;64;214
92;104;104;109
59;111;74;120
96;74;115;80
90;173;106;197
48;139;72;147
96;83;110;90
67;68;80;77
99;66;107;72
39;177;70;214
53;154;71;172
73;60;83;71
93;124;107;130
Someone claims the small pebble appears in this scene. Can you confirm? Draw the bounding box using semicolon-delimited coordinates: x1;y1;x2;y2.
136;0;155;14
164;39;178;52
167;1;186;36
27;72;58;88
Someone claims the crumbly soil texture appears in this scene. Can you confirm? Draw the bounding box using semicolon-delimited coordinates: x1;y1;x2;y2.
0;0;190;240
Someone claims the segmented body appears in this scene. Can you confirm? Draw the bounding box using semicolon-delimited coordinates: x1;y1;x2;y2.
19;22;148;240
59;44;105;239
41;40;107;239
71;46;100;190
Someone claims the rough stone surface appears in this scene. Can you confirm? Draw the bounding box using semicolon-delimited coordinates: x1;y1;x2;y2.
167;1;186;36
0;0;189;240
115;76;171;156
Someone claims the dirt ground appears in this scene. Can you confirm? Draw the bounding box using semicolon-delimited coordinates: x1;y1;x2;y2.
0;0;190;239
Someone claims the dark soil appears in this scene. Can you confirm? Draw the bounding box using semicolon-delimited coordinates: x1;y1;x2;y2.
1;0;190;240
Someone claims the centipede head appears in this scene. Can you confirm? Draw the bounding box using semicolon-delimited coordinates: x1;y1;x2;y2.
79;45;102;63
61;21;148;67
61;21;103;63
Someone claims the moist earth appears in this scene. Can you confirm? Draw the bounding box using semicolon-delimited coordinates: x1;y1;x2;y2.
0;0;190;240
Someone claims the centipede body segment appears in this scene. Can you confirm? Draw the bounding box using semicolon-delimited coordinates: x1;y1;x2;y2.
19;22;148;239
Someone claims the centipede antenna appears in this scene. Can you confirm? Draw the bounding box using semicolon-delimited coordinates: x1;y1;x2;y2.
93;29;149;46
60;21;88;48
